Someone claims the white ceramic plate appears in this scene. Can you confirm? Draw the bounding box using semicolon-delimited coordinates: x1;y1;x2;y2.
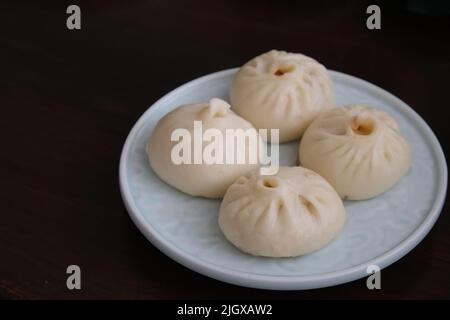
119;69;447;290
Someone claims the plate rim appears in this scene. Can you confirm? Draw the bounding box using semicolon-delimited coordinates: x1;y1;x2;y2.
119;68;448;290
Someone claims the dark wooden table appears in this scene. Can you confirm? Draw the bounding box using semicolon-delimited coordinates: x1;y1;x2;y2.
1;0;449;299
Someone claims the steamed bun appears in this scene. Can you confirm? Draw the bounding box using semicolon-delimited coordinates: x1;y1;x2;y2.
219;167;346;257
299;105;411;200
230;50;335;142
147;98;261;198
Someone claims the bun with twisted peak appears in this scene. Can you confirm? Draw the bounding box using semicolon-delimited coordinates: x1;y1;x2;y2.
147;98;261;199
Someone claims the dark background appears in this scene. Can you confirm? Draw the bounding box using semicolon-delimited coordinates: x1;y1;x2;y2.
1;0;449;299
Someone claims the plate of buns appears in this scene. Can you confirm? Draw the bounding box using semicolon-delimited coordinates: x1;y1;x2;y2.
120;50;447;290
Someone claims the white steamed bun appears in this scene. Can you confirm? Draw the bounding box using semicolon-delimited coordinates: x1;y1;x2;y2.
147;98;261;199
219;166;346;257
230;50;335;142
299;105;411;200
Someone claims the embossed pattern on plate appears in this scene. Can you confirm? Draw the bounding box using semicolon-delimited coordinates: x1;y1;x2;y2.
119;69;447;290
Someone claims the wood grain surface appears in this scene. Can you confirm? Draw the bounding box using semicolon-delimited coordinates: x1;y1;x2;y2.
0;0;449;299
